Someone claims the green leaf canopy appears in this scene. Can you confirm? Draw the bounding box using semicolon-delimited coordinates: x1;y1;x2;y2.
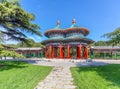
102;28;120;46
0;0;41;42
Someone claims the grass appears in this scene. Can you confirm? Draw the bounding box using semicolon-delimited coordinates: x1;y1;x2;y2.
0;61;53;89
71;64;120;89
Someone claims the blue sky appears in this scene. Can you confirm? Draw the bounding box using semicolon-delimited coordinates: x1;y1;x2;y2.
9;0;120;43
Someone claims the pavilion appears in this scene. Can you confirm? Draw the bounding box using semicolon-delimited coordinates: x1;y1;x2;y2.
42;19;93;59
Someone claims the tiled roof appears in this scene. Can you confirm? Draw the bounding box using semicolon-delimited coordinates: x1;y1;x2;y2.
91;46;120;49
16;47;43;50
42;38;93;44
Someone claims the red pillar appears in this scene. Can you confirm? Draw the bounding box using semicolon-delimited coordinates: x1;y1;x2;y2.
55;47;58;58
52;47;55;58
85;46;88;59
56;47;58;58
54;47;56;58
63;48;65;58
48;46;50;58
59;44;63;59
49;46;52;59
77;44;82;59
67;45;71;59
46;47;48;58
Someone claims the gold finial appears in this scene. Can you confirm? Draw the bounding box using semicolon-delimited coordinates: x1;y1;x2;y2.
57;20;60;26
72;19;76;24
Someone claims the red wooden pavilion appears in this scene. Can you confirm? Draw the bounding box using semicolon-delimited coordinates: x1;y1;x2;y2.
42;19;93;59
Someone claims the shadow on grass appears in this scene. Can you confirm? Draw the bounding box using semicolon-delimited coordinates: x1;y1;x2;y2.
77;64;120;88
0;61;28;71
26;59;39;64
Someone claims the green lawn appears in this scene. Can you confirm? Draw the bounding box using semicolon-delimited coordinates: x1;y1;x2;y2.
71;64;120;89
0;61;53;89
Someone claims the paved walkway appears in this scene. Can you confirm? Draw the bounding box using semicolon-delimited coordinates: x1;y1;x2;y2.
35;66;76;89
31;59;110;89
27;58;107;67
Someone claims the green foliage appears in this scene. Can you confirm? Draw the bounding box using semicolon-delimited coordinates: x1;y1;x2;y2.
17;38;35;47
33;42;45;47
0;0;41;59
89;41;108;46
0;44;4;49
0;0;41;43
0;50;25;58
89;28;120;46
6;44;18;48
7;39;45;48
0;44;25;58
0;31;5;43
102;28;120;46
0;61;53;89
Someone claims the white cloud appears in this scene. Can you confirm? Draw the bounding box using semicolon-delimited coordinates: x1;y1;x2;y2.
5;40;18;44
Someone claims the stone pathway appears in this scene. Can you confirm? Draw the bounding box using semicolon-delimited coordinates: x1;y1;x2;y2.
35;66;76;89
28;59;107;67
29;58;111;89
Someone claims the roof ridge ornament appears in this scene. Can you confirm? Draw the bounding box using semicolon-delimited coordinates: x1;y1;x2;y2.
57;20;60;26
55;20;61;29
72;19;76;24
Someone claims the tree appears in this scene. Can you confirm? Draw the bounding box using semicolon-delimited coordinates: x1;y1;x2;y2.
17;38;35;47
0;31;4;43
102;28;120;46
0;45;25;59
33;42;45;47
7;40;45;48
88;41;109;47
0;0;41;43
